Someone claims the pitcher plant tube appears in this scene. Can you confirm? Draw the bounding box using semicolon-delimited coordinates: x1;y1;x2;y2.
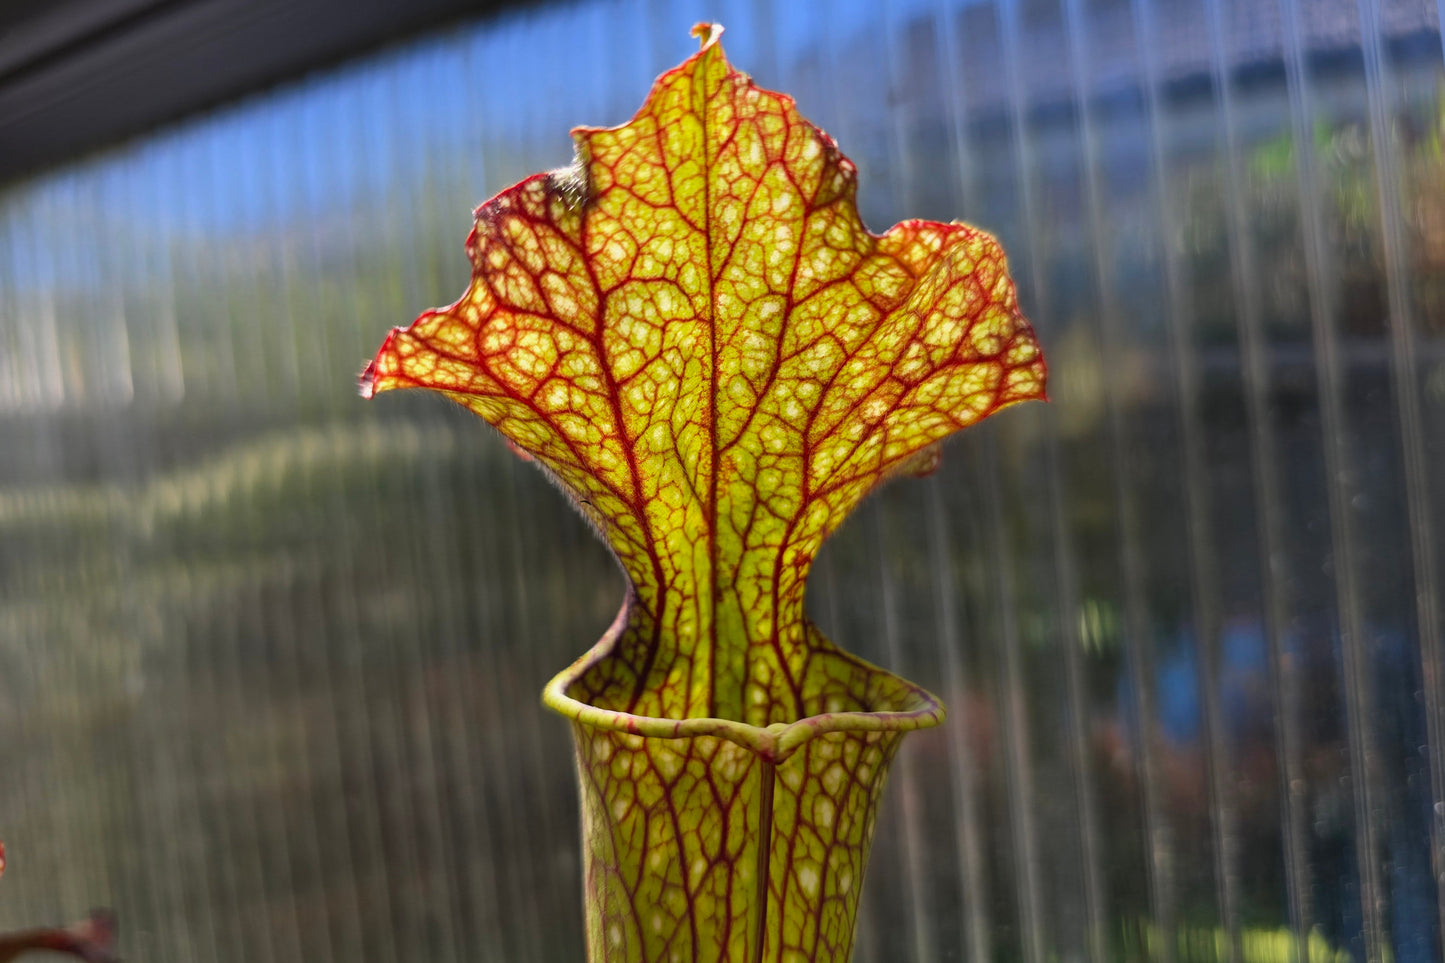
362;23;1045;963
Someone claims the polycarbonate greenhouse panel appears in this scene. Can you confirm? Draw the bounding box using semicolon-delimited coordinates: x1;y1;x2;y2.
1;1;1442;961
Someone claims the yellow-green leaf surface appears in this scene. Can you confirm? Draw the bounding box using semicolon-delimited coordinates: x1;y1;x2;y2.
363;24;1044;963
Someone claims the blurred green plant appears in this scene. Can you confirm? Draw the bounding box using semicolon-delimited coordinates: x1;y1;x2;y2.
1127;918;1369;963
1231;85;1445;339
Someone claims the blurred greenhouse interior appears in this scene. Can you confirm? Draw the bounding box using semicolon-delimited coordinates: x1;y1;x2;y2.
1;0;1444;960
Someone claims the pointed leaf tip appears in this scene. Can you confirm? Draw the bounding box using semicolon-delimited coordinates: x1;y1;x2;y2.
359;328;405;399
690;22;723;49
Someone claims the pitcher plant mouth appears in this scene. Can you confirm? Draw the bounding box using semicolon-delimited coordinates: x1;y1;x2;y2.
554;600;947;963
543;604;944;766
